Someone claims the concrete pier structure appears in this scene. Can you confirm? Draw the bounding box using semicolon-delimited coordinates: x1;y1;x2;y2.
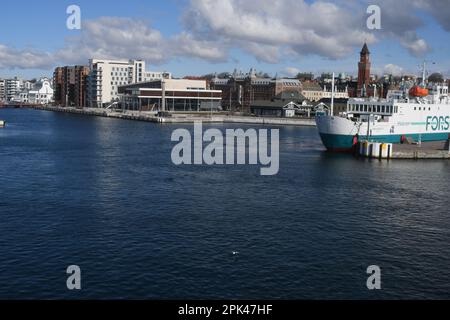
357;140;450;159
32;105;316;126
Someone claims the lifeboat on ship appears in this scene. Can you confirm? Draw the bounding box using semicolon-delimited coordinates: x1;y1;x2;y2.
409;86;429;97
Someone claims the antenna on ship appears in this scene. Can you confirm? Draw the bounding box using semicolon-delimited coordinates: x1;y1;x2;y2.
331;72;335;116
420;60;436;87
421;61;426;87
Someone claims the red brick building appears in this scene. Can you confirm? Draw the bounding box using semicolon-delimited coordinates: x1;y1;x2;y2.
53;66;89;108
210;69;301;112
357;43;371;97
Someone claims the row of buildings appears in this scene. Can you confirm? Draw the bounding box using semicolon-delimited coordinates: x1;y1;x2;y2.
49;56;354;114
0;77;54;105
53;59;172;108
207;68;349;115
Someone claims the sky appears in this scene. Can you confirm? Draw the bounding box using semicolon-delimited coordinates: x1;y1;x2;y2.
1;0;450;80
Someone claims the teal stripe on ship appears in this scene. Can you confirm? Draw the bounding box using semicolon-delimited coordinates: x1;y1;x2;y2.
319;132;450;151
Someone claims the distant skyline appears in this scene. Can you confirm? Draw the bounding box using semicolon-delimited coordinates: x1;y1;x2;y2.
1;0;450;79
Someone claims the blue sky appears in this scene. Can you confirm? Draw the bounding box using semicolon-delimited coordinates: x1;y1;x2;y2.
1;0;449;79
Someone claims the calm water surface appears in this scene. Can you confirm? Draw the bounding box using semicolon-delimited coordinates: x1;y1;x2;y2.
1;108;450;299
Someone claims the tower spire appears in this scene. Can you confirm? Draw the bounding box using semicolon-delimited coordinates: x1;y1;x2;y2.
361;42;370;55
357;43;371;97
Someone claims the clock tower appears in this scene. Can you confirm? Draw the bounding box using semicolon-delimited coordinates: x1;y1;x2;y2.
357;43;371;97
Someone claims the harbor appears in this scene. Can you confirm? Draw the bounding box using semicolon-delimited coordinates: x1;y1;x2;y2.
2;0;450;303
5;103;450;161
2;106;450;300
28;105;450;160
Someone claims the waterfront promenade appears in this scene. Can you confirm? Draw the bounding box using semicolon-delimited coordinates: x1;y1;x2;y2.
32;105;316;126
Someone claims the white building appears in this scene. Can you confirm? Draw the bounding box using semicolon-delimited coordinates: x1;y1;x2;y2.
119;79;222;111
5;78;23;101
87;59;172;108
143;71;172;82
28;78;54;104
0;79;5;101
23;81;34;90
13;78;54;105
302;82;349;102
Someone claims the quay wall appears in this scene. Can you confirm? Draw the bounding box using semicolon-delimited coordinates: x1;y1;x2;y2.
31;106;316;127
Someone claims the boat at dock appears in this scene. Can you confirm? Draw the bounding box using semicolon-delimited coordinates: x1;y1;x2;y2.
0;120;5;127
316;65;450;152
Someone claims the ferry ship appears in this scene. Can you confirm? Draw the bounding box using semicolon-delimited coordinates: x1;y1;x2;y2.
315;70;450;152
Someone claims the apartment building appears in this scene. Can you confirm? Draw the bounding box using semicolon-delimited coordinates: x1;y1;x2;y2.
5;78;23;101
53;66;90;107
87;59;172;108
0;79;5;101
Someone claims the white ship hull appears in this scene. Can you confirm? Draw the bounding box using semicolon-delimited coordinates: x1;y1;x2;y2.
316;102;450;151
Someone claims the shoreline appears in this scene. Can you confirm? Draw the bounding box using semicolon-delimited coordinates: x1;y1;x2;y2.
26;105;317;127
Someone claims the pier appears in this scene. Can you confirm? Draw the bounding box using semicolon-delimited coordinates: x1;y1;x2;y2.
391;140;450;159
357;140;450;160
30;105;316;127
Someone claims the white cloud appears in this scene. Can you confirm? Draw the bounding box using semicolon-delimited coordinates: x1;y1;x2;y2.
0;45;53;69
52;19;163;65
184;0;377;61
1;17;228;70
383;64;404;76
55;17;225;65
283;67;300;77
184;0;441;61
169;33;227;62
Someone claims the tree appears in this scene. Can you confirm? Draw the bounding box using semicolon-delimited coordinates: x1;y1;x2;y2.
428;73;444;83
